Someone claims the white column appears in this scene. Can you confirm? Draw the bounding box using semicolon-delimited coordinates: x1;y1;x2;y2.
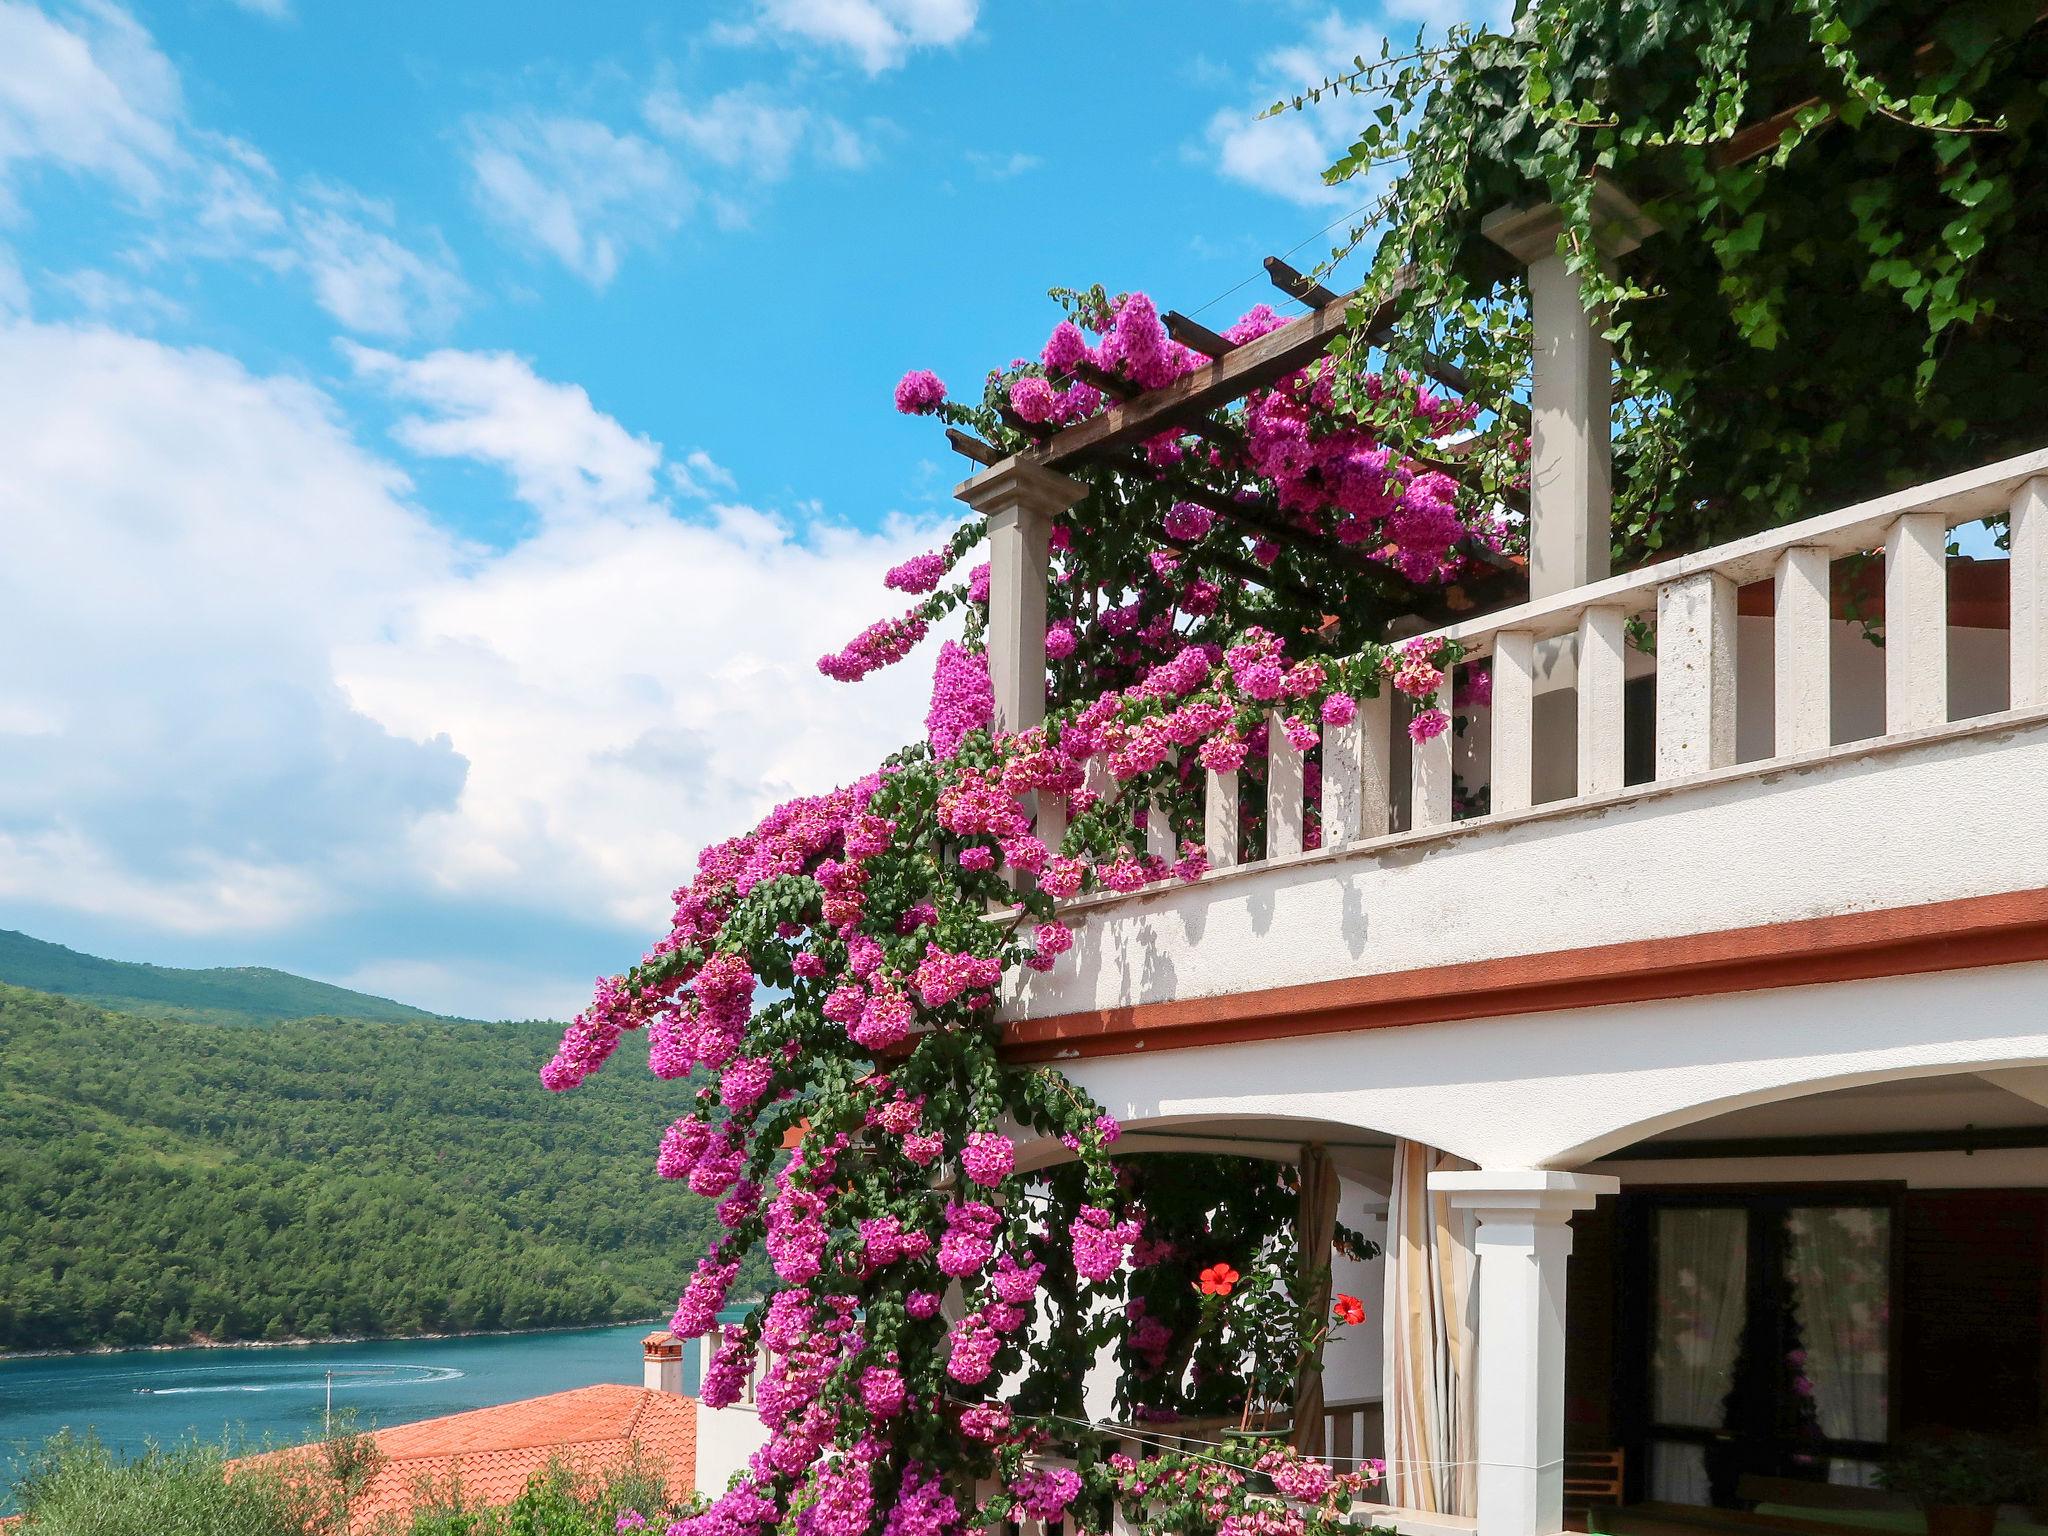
1491;631;1536;816
956;459;1087;734
1655;570;1737;778
1884;509;1948;733
1482;184;1652;600
1576;606;1627;796
2012;477;2048;710
1773;545;1832;755
1430;1170;1618;1536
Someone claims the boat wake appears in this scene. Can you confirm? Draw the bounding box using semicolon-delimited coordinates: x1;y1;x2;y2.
135;1365;462;1396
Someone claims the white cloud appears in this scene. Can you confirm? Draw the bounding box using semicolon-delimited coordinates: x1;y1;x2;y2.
0;245;27;314
0;319;468;937
672;447;738;499
0;319;952;995
345;342;664;525
464;113;683;288
0;7;460;336
644;85;809;181
1207;6;1511;208
1207;11;1388;209
751;0;977;73
965;149;1039;181
0;0;182;206
295;186;466;339
50;266;187;326
641;84;874;195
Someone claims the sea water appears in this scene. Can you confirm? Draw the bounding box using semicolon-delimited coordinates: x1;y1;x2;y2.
0;1322;674;1513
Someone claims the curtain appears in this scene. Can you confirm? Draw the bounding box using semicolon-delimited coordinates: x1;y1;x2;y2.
1380;1139;1477;1515
1291;1143;1341;1455
1785;1207;1891;1449
1649;1207;1749;1504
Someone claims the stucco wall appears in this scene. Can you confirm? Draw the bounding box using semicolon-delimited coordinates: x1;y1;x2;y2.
1006;711;2048;1025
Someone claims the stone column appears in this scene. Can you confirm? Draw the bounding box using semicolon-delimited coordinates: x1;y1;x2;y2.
1428;1170;1618;1536
956;459;1087;733
1481;182;1655;599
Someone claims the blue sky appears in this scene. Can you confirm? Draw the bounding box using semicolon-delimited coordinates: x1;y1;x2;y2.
0;0;1497;1019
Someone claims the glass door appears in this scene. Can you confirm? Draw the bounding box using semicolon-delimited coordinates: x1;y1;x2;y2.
1635;1193;1894;1508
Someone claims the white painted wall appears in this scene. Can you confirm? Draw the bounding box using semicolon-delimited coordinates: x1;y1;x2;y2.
693;1404;766;1498
1039;960;2048;1171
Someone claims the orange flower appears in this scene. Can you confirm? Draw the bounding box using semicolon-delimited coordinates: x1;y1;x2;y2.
1198;1263;1240;1297
1332;1293;1366;1326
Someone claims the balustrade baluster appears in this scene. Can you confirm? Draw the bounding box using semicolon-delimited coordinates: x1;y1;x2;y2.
1655;570;1737;778
1773;545;1832;755
2013;478;2048;710
1266;711;1305;858
1884;510;1948;732
1491;631;1535;815
1577;606;1628;795
1204;765;1239;869
1411;686;1454;829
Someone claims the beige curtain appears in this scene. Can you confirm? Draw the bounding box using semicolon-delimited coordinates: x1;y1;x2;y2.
1290;1142;1341;1454
1381;1138;1477;1515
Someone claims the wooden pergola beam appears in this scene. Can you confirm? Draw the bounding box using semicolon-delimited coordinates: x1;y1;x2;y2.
1029;281;1408;470
946;428;1002;467
1163;311;1236;360
1266;256;1341;310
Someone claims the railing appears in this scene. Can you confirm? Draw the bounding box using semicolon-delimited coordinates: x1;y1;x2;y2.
1095;448;2048;889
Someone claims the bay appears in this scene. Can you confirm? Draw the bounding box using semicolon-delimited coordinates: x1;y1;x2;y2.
0;1322;686;1514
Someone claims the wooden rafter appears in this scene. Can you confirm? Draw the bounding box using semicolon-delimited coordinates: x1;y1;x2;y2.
1026;279;1409;470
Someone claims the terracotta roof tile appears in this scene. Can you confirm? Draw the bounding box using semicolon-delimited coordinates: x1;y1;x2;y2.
238;1383;695;1534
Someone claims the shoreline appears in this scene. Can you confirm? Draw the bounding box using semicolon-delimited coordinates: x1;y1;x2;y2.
0;1317;661;1365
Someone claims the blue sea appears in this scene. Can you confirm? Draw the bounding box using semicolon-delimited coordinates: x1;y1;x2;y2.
0;1322;689;1514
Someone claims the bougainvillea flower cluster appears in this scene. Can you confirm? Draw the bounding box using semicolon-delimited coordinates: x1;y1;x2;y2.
548;285;1501;1536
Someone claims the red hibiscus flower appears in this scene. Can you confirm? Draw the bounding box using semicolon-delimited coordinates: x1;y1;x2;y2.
1198;1262;1240;1297
1332;1293;1366;1326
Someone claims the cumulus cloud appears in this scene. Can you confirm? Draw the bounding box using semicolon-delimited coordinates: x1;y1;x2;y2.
0;319;951;1004
464;112;683;288
750;0;978;73
0;320;468;934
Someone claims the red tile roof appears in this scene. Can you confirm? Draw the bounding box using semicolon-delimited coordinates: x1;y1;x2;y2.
239;1383;696;1533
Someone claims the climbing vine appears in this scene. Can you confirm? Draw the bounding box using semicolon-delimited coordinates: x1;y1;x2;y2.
1282;0;2046;556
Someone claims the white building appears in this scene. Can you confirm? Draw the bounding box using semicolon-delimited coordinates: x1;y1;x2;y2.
986;194;2046;1536
698;190;2048;1536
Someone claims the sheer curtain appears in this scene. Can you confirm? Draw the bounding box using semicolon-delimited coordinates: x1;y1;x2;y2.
1651;1207;1749;1505
1381;1140;1477;1515
1786;1207;1891;1457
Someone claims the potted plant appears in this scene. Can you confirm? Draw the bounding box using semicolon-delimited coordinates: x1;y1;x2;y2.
1878;1434;2046;1536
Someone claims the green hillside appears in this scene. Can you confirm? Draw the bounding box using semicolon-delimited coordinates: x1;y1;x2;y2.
0;928;445;1025
0;984;750;1352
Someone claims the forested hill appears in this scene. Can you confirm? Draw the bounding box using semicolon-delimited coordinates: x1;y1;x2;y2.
0;984;750;1353
0;928;444;1024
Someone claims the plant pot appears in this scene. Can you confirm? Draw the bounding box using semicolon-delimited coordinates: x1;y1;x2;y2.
1925;1505;1999;1536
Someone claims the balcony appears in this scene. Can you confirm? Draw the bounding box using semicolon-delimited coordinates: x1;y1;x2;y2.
998;448;2048;1080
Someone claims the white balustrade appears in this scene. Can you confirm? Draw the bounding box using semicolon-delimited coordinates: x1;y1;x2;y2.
1034;446;2048;908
